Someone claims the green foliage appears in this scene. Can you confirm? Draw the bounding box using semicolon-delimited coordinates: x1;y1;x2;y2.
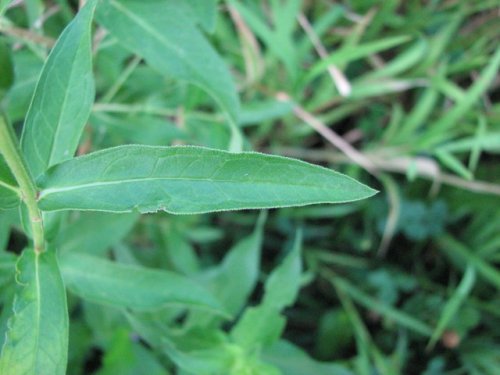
0;0;499;374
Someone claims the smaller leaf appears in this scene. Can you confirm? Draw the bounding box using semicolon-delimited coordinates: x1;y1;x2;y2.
231;231;303;349
206;211;266;315
59;252;227;314
97;329;168;375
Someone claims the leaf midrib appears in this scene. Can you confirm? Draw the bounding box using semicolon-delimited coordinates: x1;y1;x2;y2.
39;175;339;200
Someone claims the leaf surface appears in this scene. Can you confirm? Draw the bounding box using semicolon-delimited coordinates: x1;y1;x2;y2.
37;145;376;214
95;0;239;124
59;252;226;314
21;0;97;178
0;250;69;375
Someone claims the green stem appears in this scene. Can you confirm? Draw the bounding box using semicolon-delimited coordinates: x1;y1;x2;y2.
0;115;45;252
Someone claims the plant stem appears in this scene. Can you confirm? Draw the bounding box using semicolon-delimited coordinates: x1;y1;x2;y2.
0;115;45;252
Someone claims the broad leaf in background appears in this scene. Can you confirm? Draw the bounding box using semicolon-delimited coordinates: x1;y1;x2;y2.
54;211;139;256
231;231;302;349
0;39;14;99
263;340;354;375
37;145;376;214
59;252;226;314
0;250;69;375
1;50;45;122
21;0;97;178
95;0;241;148
0;155;19;210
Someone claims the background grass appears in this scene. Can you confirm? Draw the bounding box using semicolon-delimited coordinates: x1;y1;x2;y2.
1;0;500;374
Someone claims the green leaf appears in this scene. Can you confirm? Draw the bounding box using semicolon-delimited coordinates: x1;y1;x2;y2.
0;249;69;375
209;211;266;314
162;334;233;375
189;212;267;327
20;0;97;178
0;155;20;210
262;230;302;308
59;252;226;314
95;0;239;125
37;145;376;214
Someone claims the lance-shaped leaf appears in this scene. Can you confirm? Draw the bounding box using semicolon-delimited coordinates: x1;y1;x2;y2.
0;249;69;375
95;0;239;124
21;0;97;178
36;145;377;214
59;252;226;314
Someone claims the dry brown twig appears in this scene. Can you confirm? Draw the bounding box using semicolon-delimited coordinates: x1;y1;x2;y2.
276;92;376;174
297;12;352;97
272;146;500;197
0;22;55;47
228;4;264;86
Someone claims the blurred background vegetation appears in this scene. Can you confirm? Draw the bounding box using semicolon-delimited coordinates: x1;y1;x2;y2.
1;0;500;374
